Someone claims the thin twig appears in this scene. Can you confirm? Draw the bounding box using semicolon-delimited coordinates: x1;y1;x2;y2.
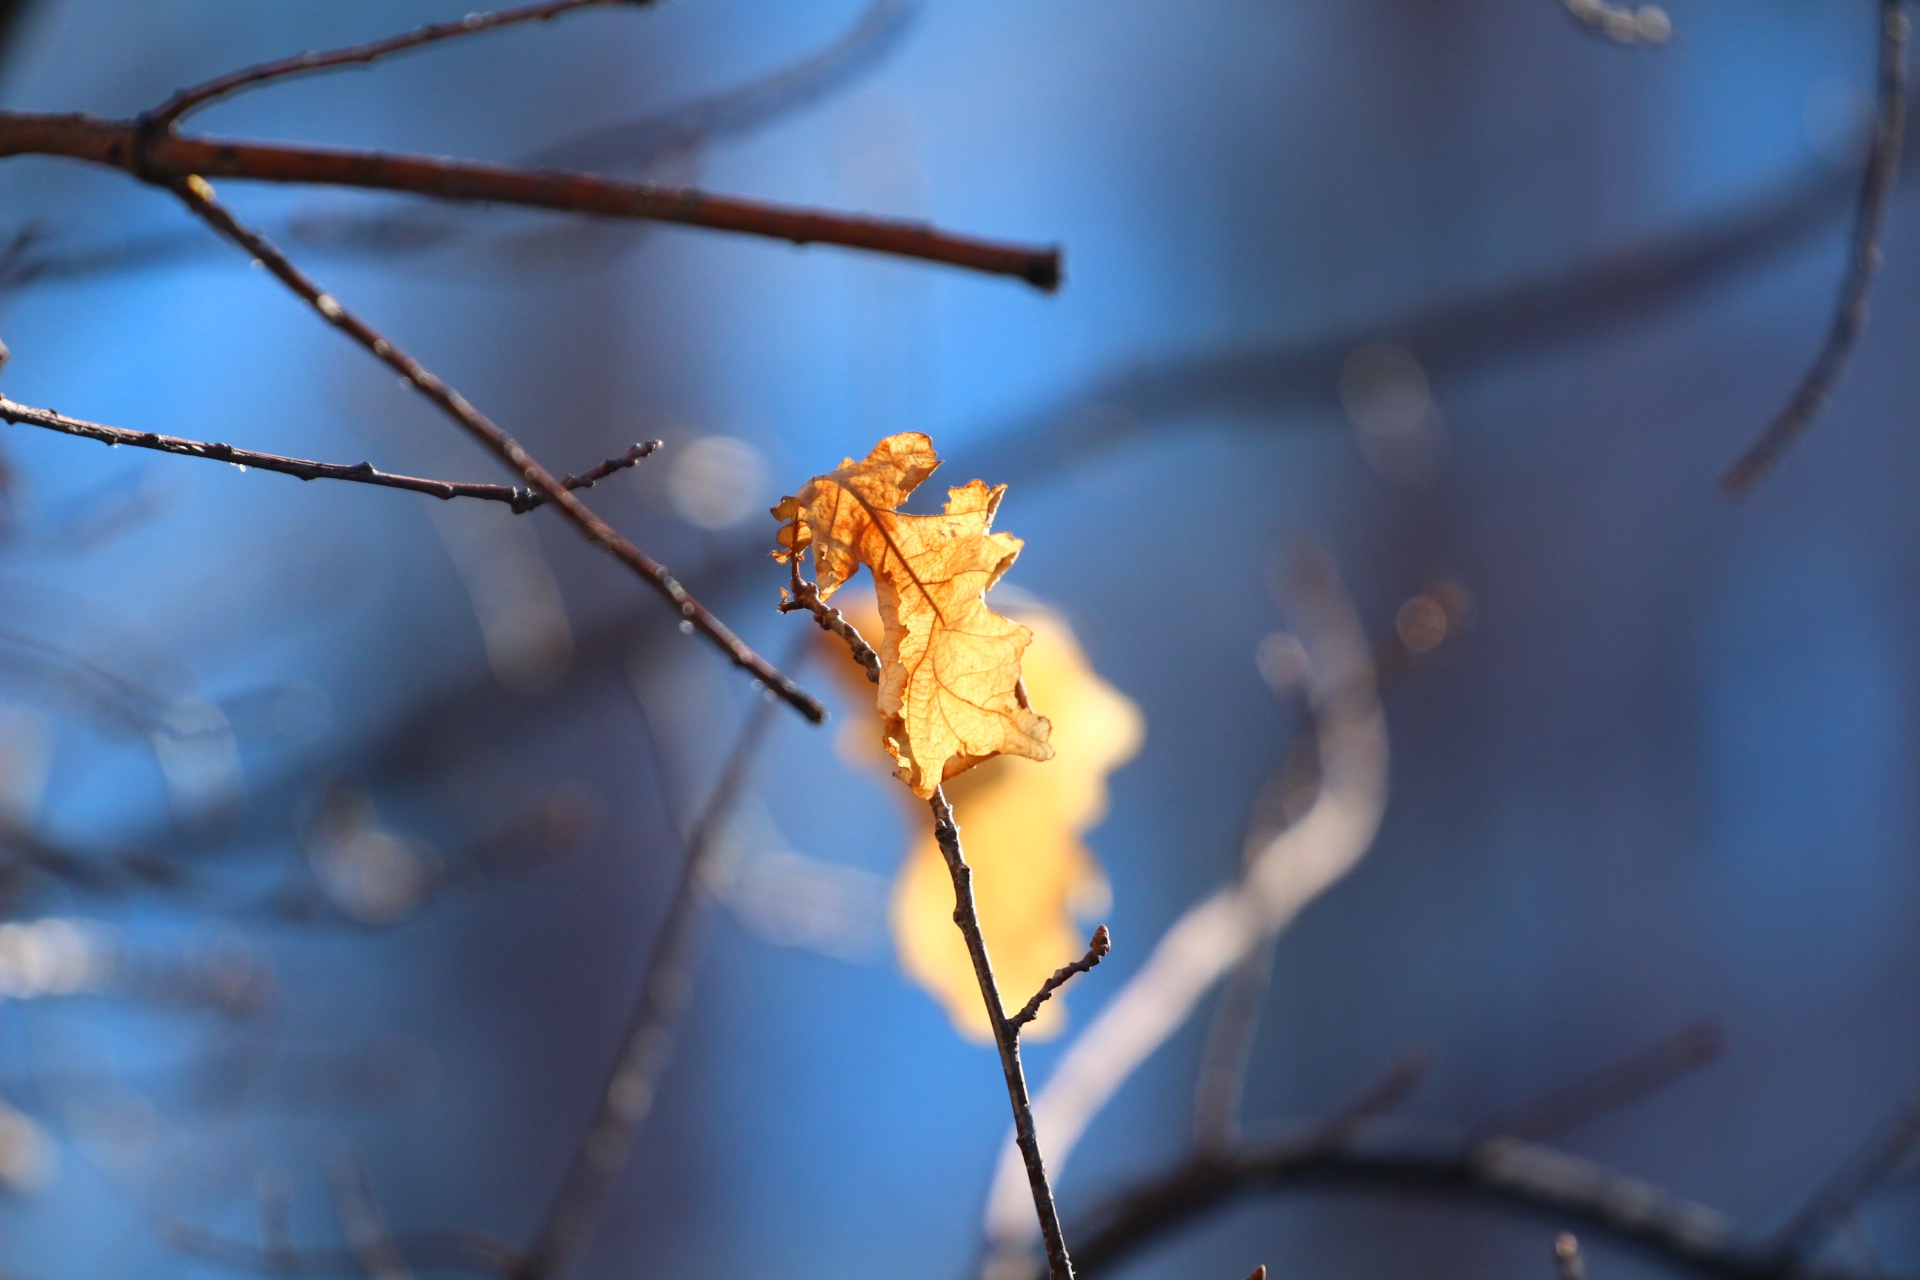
328;1149;414;1280
929;787;1077;1280
147;0;636;128
163;1219;525;1277
985;549;1386;1257
1302;1053;1430;1152
1009;925;1111;1032
516;692;782;1280
166;175;824;723
1723;0;1909;495
779;560;882;682
0;112;1059;289
1191;933;1277;1153
1481;1018;1726;1143
0;396;657;512
1774;1092;1920;1262
258;1168;298;1273
780;569;1076;1280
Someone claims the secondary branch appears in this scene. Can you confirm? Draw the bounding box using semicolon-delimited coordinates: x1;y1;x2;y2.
0;396;656;512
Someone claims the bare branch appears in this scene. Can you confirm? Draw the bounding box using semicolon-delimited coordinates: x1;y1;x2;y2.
148;0;636;129
1009;925;1111;1033
163;1218;524;1277
1774;1093;1920;1262
328;1149;414;1280
518;694;781;1280
1723;0;1909;495
0;113;1059;289
1191;933;1277;1153
1302;1053;1430;1152
0;396;657;512
165;175;824;723
1481;1018;1726;1143
779;560;882;683
929;787;1077;1280
985;548;1387;1259
784;559;1077;1280
1058;1132;1789;1280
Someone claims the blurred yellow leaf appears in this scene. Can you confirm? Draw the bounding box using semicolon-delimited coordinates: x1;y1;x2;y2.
821;594;1144;1041
773;432;1052;797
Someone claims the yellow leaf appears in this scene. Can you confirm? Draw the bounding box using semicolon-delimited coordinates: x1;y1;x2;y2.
773;432;1053;797
819;594;1144;1041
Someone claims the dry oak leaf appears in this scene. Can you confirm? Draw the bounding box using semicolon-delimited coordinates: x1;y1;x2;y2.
773;432;1052;798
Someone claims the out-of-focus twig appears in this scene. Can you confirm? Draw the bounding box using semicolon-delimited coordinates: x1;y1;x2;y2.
516;692;781;1280
1055;1130;1776;1280
1723;0;1909;495
1479;1018;1726;1143
1562;0;1673;45
528;0;918;174
0;0;921;286
163;1218;525;1277
147;0;638;129
984;548;1387;1265
1773;1092;1920;1263
1191;933;1277;1154
1302;1054;1430;1153
0;398;658;512
328;1149;415;1280
166;176;823;723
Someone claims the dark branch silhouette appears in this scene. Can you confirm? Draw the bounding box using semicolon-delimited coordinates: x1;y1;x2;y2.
166;174;824;722
148;0;636;128
0;113;1058;289
1722;0;1909;494
0;397;658;512
517;694;780;1280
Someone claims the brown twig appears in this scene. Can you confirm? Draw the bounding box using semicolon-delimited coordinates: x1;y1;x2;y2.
778;568;1075;1280
779;559;882;683
516;692;781;1280
147;0;636;129
929;788;1077;1280
0;112;1059;289
1722;0;1909;495
165;175;823;723
1009;925;1111;1032
1191;933;1277;1153
1056;1132;1834;1280
1480;1018;1726;1143
1302;1053;1430;1152
163;1218;524;1277
1774;1092;1920;1262
0;396;657;513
